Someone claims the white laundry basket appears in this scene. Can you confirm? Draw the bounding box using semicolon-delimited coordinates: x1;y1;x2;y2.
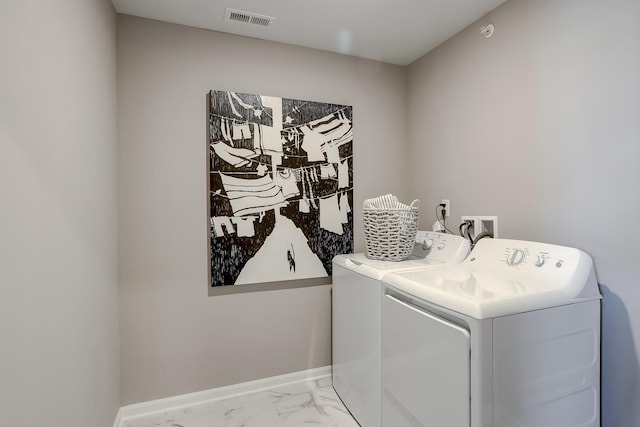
363;195;419;261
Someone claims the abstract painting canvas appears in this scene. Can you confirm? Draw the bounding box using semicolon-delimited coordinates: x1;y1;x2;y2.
208;90;353;291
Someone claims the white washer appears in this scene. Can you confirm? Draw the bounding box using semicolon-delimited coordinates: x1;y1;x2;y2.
332;231;470;427
381;238;601;427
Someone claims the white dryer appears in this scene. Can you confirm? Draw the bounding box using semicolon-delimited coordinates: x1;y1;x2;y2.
381;238;601;427
332;231;470;427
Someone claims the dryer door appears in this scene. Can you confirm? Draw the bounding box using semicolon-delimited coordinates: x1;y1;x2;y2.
382;294;470;427
332;263;382;427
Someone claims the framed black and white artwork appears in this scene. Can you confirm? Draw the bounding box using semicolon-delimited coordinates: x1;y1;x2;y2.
208;90;353;294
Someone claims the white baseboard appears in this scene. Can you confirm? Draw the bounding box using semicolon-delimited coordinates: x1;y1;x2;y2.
113;366;332;427
112;409;122;427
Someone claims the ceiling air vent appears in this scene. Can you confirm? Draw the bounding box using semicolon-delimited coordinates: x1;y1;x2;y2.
225;8;275;28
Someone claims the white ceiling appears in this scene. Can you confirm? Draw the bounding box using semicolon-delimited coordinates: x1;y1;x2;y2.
111;0;507;66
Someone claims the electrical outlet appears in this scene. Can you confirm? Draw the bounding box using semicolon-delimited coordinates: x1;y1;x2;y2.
441;199;450;218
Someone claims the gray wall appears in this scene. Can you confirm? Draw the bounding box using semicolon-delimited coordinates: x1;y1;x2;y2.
117;15;408;404
0;0;119;426
407;0;640;425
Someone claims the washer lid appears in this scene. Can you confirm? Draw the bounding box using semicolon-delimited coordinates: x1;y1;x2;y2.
333;232;470;279
382;238;601;319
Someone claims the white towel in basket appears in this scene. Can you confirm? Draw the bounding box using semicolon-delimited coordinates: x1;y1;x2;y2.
363;194;418;210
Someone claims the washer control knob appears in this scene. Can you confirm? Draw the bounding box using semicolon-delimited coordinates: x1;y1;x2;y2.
507;249;526;266
423;239;434;249
534;255;545;267
437;242;445;250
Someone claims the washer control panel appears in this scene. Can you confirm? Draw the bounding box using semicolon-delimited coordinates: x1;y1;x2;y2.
413;231;470;264
501;245;564;270
464;238;592;293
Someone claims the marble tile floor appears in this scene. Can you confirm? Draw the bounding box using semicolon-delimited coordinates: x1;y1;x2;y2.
122;377;360;427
